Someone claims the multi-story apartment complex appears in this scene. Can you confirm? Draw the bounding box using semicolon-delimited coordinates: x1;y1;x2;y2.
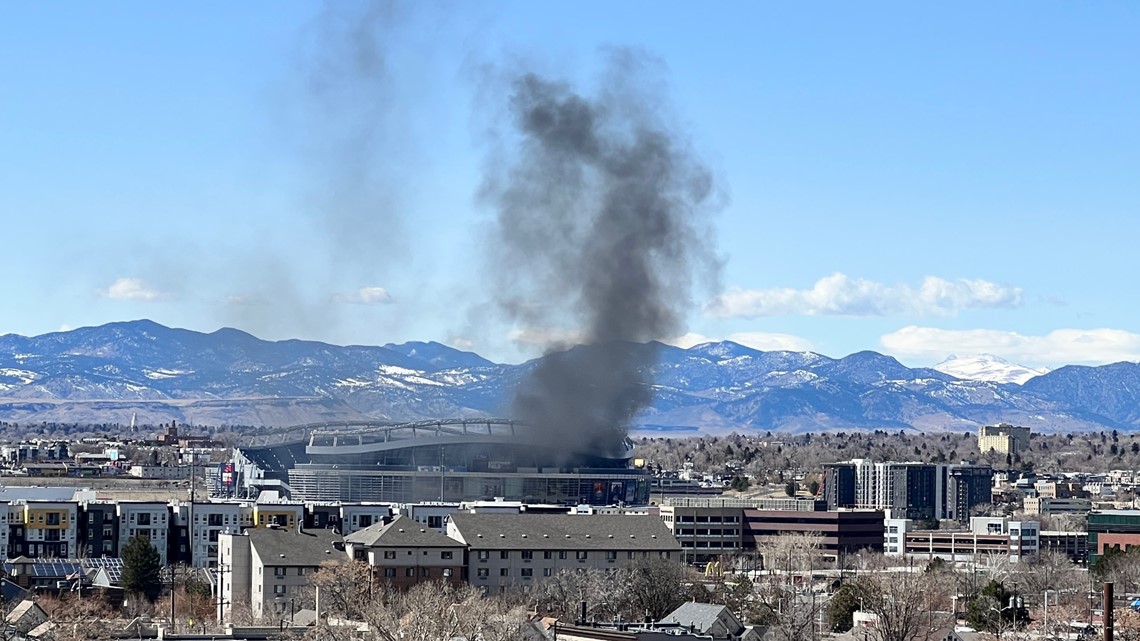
79;502;118;558
978;423;1030;455
19;501;78;558
830;458;992;522
173;502;245;567
343;515;465;588
117;502;171;565
446;513;681;592
218;526;343;622
337;504;394;536
822;463;856;509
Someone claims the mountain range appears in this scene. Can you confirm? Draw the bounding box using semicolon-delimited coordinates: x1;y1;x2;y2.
0;319;1137;434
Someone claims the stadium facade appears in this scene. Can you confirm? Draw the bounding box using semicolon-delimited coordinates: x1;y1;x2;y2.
229;419;650;505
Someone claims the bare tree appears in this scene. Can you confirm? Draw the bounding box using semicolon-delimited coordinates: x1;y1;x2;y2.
616;557;691;621
36;593;119;641
306;564;532;641
1014;550;1084;598
758;532;822;584
852;570;951;641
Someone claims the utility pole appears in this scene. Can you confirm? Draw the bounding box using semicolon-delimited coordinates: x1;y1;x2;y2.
169;564;176;633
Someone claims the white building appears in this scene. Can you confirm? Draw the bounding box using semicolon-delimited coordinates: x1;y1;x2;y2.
117;502;171;565
174;502;244;567
337;503;393;536
885;516;1039;562
128;465;189;480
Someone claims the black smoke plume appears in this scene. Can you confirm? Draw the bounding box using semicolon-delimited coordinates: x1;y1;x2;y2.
481;51;722;458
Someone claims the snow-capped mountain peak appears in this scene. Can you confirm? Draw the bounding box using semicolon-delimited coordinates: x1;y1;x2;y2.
933;353;1047;385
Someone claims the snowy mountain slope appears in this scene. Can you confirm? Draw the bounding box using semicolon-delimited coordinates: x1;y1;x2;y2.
0;321;1131;432
933;353;1048;385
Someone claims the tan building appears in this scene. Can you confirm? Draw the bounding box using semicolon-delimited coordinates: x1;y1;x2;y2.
978;423;1030;455
659;504;743;565
21;501;78;558
1023;497;1092;516
447;513;681;592
344;515;465;589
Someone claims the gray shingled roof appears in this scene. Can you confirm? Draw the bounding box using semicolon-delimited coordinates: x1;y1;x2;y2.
448;514;680;551
345;515;464;548
659;602;739;634
247;527;345;567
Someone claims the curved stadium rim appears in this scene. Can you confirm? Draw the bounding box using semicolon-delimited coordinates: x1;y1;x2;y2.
240;418;522;448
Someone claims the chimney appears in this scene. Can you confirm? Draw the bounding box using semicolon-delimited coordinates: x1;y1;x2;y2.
1104;582;1114;641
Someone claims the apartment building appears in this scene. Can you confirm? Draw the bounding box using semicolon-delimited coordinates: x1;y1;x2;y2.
338;504;394;536
171;502;244;567
19;501;78;558
834;459;992;522
252;503;304;529
79;502;118;558
218;527;343;622
447;514;681;592
117;502;171;565
344;515;465;588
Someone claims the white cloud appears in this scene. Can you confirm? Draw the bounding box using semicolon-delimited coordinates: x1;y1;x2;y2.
100;277;169;302
332;286;393;305
881;326;1140;367
709;273;1023;318
58;324;73;332
669;331;815;352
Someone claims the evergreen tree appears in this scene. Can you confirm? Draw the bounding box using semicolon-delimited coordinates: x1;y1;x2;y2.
122;535;163;601
965;580;1028;632
827;582;861;632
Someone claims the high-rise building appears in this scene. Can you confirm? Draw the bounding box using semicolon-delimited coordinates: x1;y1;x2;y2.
891;463;940;521
822;463;856;509
978;423;1030;455
947;465;995;522
829;458;992;522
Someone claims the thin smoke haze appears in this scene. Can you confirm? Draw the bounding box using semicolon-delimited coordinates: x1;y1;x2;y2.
481;50;723;457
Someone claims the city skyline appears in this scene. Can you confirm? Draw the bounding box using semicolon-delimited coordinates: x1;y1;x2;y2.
4;2;1140;369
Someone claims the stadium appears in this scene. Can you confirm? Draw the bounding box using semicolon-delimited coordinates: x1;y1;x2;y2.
228;419;651;505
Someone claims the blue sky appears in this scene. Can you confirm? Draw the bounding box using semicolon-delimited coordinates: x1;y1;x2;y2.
2;2;1139;367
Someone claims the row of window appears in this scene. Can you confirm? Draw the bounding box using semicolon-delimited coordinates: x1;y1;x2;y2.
673;516;741;524
380;567;453;578
679;541;738;549
674;528;740;537
382;550;454;560
476;567;549;579
476;549;616;561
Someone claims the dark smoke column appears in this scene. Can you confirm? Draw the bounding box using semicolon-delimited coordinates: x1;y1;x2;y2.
482;52;722;458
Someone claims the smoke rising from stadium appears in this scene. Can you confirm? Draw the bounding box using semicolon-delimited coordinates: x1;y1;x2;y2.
482;51;722;457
